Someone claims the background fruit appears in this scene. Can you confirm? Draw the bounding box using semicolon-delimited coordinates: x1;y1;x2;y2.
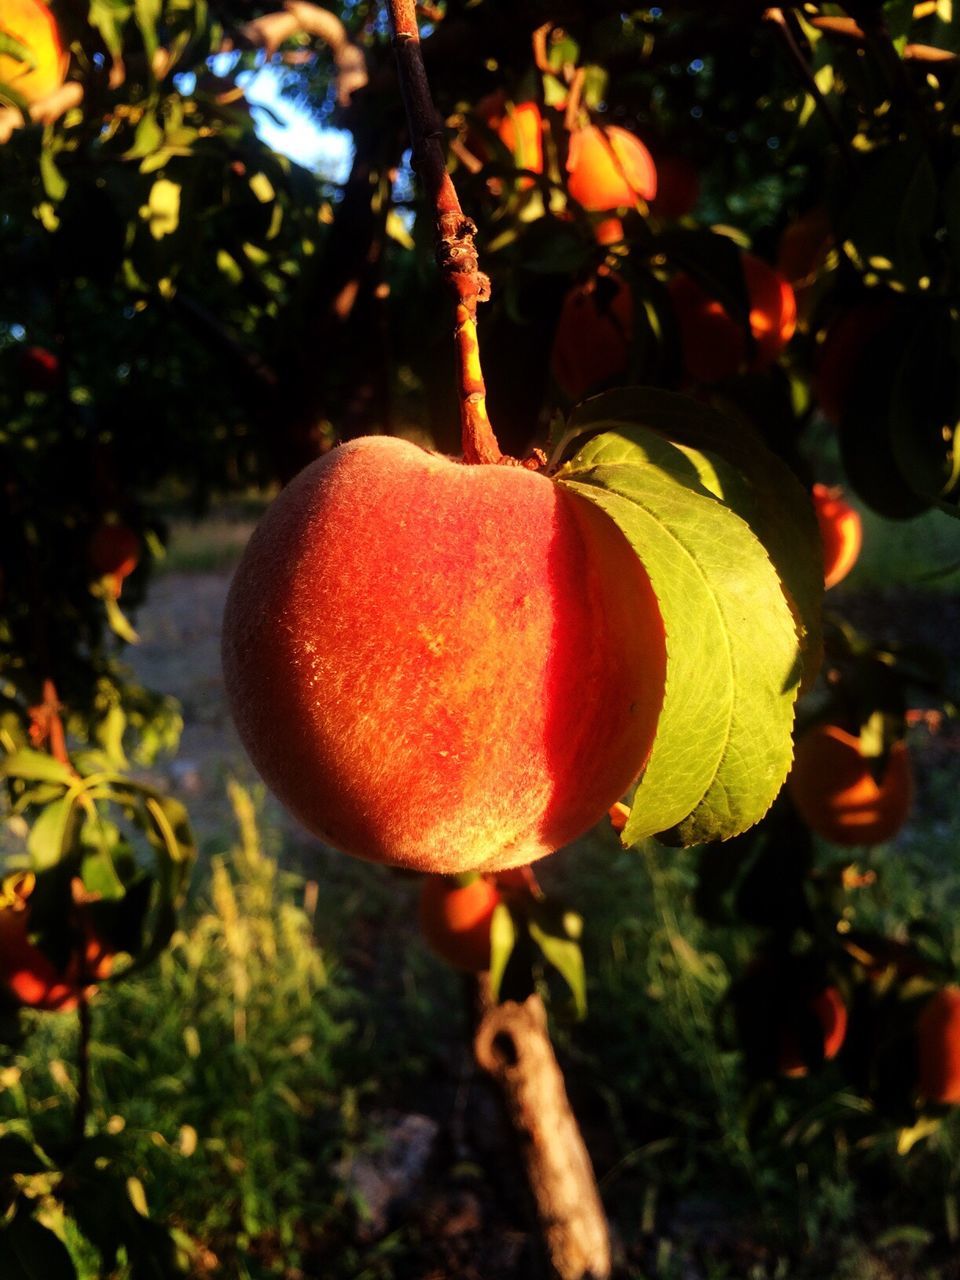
473;93;543;189
550;267;633;401
419;874;500;971
566;124;657;211
812;483;862;589
917;986;960;1105
222;435;667;874
788;724;913;846
779;985;848;1077
88;520;141;597
0;0;67;104
668;253;796;383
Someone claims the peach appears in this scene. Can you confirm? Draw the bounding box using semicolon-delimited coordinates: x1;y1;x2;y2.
788;724;912;846
779;985;848;1077
566;124;657;211
222;436;666;873
669;252;796;383
812;483;862;589
419;874;500;971
550;266;633;402
0;0;68;105
917;986;960;1105
89;520;140;598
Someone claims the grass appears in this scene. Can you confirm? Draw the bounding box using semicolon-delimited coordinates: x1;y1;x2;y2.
4;774;960;1276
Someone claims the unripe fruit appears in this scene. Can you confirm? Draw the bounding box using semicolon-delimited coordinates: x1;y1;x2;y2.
0;0;68;104
550;267;633;402
779;985;848;1078
222;436;666;874
917;986;960;1105
566;125;657;212
89;521;141;598
419;875;500;971
812;483;862;589
19;344;60;391
788;724;912;847
669;253;796;383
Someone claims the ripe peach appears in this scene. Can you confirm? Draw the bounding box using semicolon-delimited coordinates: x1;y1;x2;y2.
668;253;796;383
222;436;666;874
779;985;848;1077
89;521;140;598
0;891;110;1013
0;0;68;104
788;724;912;847
812;483;862;589
566;124;657;212
475;94;543;186
550;266;633;402
419;875;500;971
917;986;960;1105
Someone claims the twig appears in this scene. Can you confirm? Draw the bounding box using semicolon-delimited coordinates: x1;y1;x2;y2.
810;14;957;63
763;9;856;167
385;0;503;465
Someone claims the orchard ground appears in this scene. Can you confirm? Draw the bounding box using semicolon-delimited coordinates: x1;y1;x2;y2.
3;496;960;1279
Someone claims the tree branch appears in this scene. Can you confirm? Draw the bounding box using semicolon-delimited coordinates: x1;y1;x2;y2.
385;0;503;465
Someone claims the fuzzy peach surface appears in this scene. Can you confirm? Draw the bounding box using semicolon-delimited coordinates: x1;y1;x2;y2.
788;724;913;847
222;436;666;874
0;0;67;104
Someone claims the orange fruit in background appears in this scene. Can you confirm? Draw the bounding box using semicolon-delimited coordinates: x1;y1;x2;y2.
0;0;68;104
917;986;960;1105
472;94;543;189
0;881;113;1013
222;435;667;875
668;252;796;383
779;985;848;1077
566;124;657;212
88;521;141;598
777;206;834;291
550;266;633;402
788;724;913;847
812;483;862;589
419;875;501;972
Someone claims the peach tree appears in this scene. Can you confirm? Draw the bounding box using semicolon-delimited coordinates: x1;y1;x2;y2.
0;0;959;1275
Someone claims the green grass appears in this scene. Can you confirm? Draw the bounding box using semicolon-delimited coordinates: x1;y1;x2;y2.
5;765;960;1276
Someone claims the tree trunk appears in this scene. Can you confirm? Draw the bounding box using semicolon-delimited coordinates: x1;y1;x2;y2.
472;977;611;1280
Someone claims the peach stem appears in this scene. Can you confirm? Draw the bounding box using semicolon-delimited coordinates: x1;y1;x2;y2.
386;0;504;465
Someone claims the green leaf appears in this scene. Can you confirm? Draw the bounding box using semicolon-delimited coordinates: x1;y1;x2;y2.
26;795;77;869
558;426;799;845
134;0;162;68
39;143;67;203
0;1135;51;1177
104;593;140;644
568;389;823;686
488;902;516;1003
527;901;587;1020
0;34;35;71
1;750;73;786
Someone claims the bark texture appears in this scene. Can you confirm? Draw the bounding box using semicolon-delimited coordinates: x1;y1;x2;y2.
473;983;611;1280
